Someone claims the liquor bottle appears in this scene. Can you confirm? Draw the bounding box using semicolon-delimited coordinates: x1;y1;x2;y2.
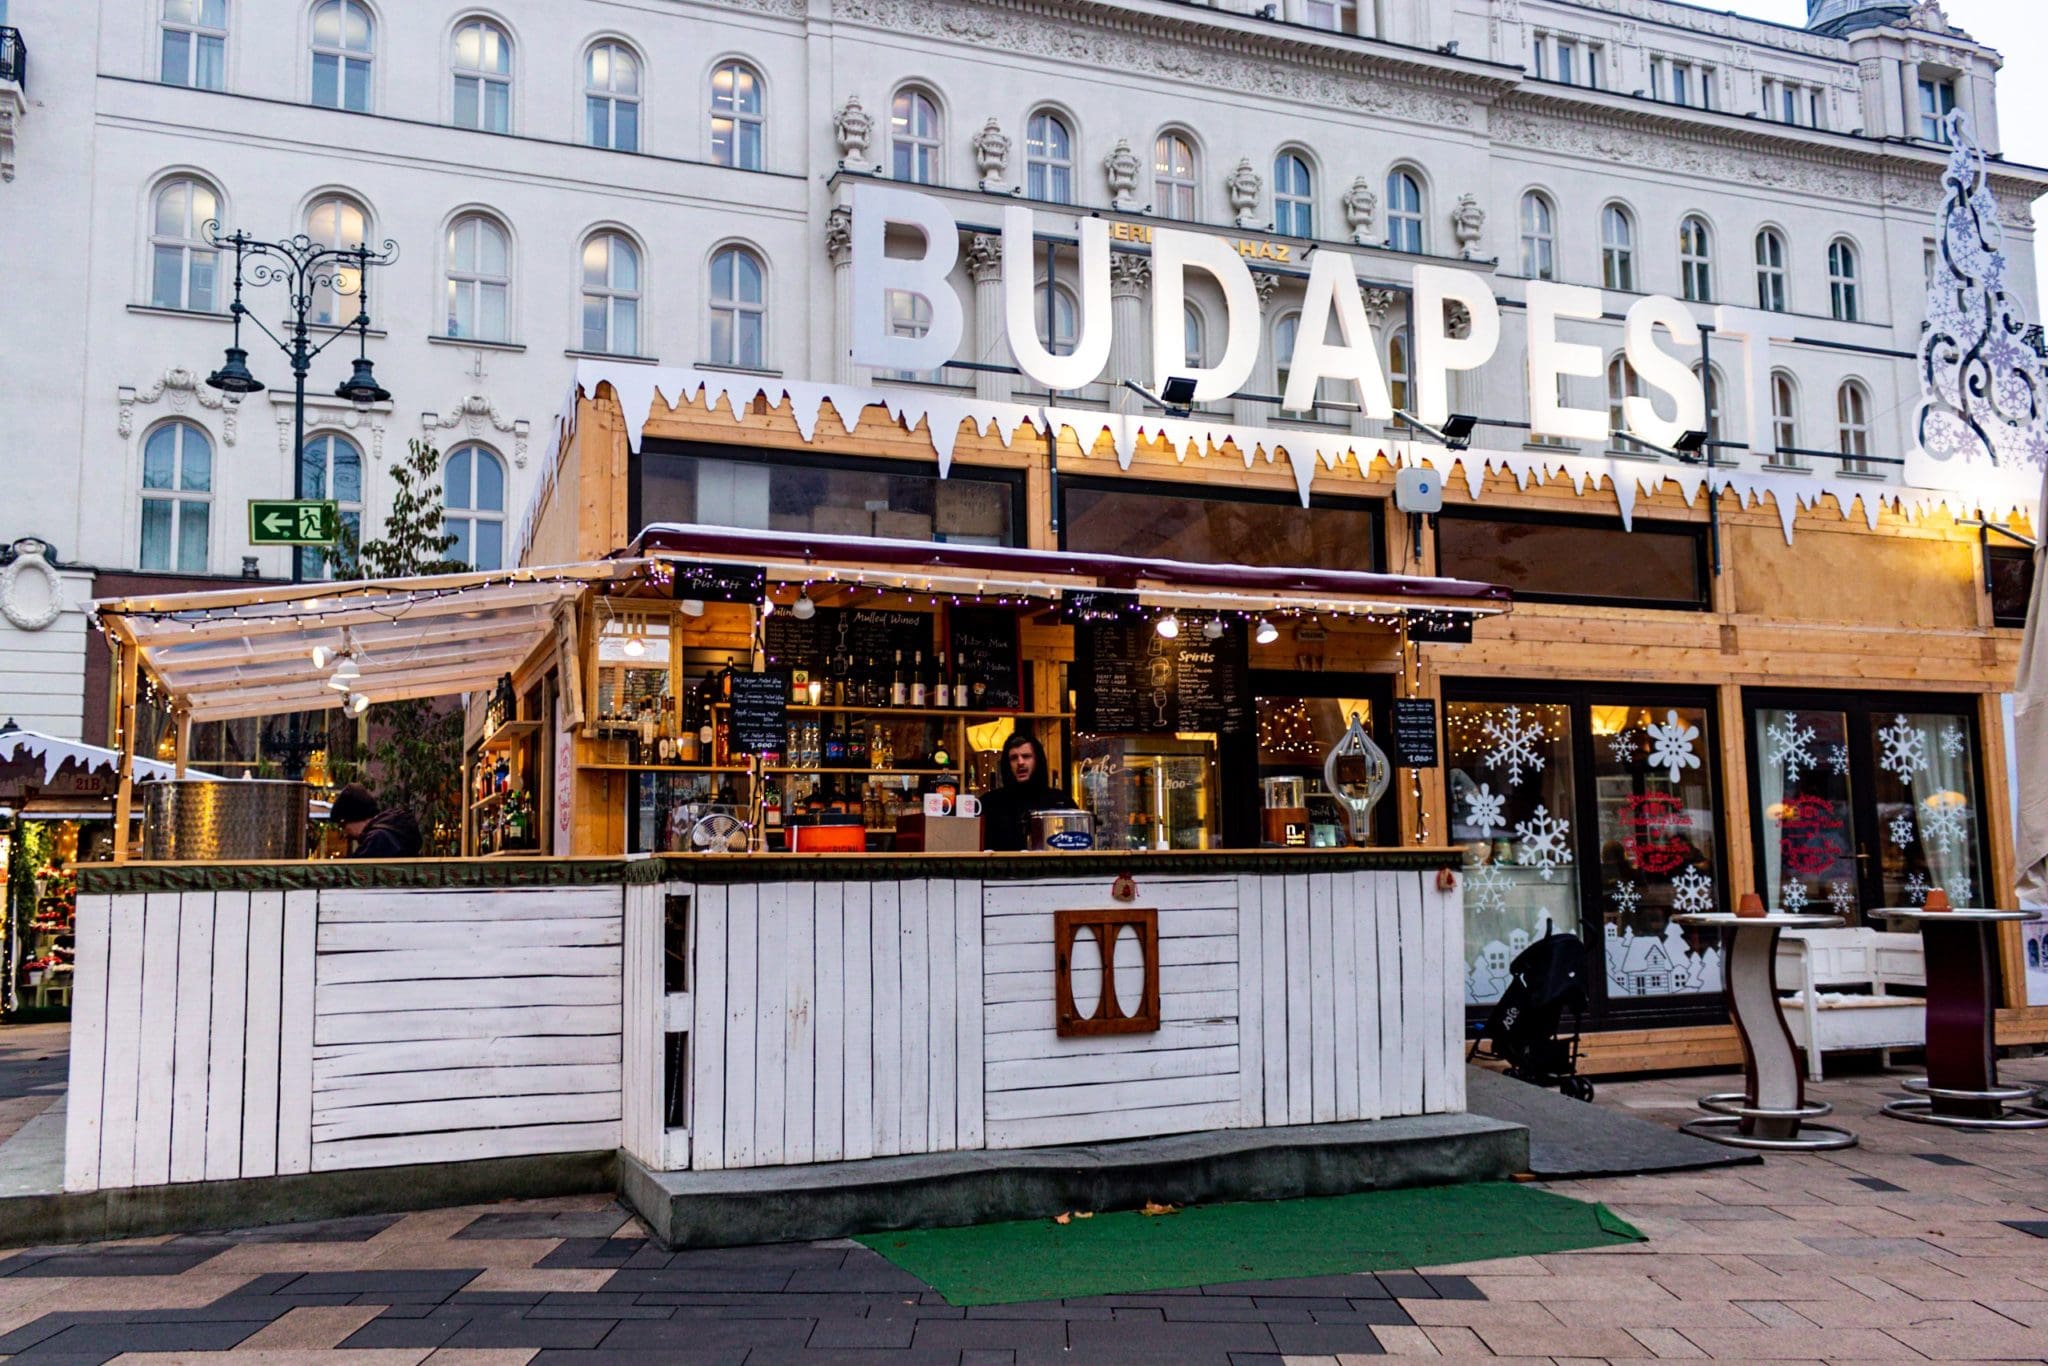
953;651;968;708
890;650;907;707
910;650;928;707
935;650;951;709
763;778;782;829
834;654;852;707
971;662;988;710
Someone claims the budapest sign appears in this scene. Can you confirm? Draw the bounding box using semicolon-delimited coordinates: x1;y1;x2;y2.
847;182;1709;450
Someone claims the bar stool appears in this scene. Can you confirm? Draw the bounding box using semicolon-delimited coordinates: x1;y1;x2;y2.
1674;904;1858;1151
1878;904;2048;1130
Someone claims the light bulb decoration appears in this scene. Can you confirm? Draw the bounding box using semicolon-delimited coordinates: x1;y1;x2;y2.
622;631;647;658
680;598;706;617
1202;616;1226;640
1255;618;1280;645
792;590;817;621
1155;613;1181;640
347;692;371;717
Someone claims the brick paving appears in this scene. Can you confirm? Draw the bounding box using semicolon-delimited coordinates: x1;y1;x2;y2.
0;1049;2040;1363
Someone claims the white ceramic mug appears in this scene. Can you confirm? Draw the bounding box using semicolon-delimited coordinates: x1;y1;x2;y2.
954;793;982;818
923;792;952;817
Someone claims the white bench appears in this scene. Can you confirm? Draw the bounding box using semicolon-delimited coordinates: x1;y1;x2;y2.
1775;928;1926;1081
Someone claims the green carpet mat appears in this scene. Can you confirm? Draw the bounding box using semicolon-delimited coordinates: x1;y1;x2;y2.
857;1181;1643;1305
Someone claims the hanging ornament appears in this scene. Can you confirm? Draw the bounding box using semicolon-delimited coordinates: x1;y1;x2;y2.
1323;711;1390;847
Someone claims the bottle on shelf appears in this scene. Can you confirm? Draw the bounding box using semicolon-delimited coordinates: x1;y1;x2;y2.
910;649;928;707
890;649;907;707
970;663;988;710
954;651;970;708
935;651;951;708
763;778;782;829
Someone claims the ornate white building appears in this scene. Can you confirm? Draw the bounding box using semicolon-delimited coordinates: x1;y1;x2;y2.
0;0;2040;738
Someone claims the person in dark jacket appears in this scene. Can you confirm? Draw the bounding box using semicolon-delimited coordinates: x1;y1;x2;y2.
978;733;1077;852
330;783;423;858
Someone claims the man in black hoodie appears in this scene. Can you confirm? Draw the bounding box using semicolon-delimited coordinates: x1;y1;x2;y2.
330;783;424;858
978;733;1077;852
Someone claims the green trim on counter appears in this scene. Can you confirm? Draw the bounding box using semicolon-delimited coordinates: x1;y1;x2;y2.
79;857;667;897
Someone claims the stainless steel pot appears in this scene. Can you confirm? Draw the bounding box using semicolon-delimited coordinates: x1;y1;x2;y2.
1027;808;1095;851
142;780;309;861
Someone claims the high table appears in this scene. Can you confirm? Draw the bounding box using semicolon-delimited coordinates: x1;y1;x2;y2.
1877;907;2048;1130
1674;912;1858;1151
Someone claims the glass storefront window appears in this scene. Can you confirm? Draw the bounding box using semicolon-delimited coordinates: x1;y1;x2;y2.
1756;707;1858;916
1061;481;1383;572
1872;712;1982;908
1256;697;1374;848
1436;512;1708;609
636;448;1020;547
1447;700;1578;1006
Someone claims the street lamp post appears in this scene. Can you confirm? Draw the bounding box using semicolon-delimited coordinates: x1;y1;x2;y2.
201;221;399;582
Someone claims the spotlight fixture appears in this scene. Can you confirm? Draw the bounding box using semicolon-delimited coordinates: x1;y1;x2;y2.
760;597;775;617
680;598;707;617
310;644;330;670
1255;617;1280;645
1202;616;1226;640
1155;613;1181;640
347;692;371;717
792;590;817;621
622;631;647;658
327;652;361;691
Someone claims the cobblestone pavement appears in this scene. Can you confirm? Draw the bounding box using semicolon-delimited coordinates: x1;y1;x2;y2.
0;1023;68;1147
0;1054;2042;1364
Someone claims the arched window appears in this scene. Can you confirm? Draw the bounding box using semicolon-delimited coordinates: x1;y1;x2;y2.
310;0;373;111
150;177;219;311
708;245;766;369
161;0;226;90
1388;328;1411;413
1274;312;1334;413
710;61;764;170
580;232;640;355
1828;239;1859;322
297;432;362;579
1601;204;1635;291
890;87;940;184
1606;354;1640;444
1025;110;1073;203
1755;228;1788;312
1770;370;1800;465
1694;362;1725;450
1154;132;1198;221
1837;379;1871;473
305;192;368;326
451;17;511;132
1184;303;1206;371
1519;191;1556;281
1679;215;1713;302
443;444;506;571
1273;151;1314;238
445;213;511;341
1386;169;1423;253
1036;282;1077;357
885;291;935;382
584;42;640;151
139;421;212;572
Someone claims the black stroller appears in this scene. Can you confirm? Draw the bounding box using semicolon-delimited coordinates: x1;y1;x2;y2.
1469;927;1595;1102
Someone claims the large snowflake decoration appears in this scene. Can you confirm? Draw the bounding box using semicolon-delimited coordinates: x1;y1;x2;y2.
1611;880;1642;917
1645;710;1701;786
1828;879;1857;917
1904;872;1931;906
1482;705;1548;787
1877;714;1929;786
1889;813;1918;849
1672;865;1715;914
1939;725;1967;759
1766;713;1819;784
1781;882;1809;913
1827;744;1850;778
1607;729;1638;766
1945;871;1974;906
1513;805;1572;881
1463;783;1506;834
1914;110;2048;471
1466;861;1510;918
1920;799;1970;854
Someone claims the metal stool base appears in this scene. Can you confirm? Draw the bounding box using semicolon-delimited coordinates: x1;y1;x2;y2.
1879;1095;2048;1130
1898;1076;2039;1103
1680;1114;1859;1151
1695;1091;1835;1122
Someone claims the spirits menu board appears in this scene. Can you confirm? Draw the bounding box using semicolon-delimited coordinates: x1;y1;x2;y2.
1076;619;1248;734
727;671;789;755
764;608;936;673
946;606;1022;710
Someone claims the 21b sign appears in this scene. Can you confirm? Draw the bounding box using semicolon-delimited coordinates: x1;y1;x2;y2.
248;500;339;546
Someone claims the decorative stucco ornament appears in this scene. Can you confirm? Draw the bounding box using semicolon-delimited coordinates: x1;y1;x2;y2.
1452;193;1487;261
0;539;65;632
972;117;1011;193
1102;138;1140;212
1226;158;1263;229
834;95;876;173
1342;176;1377;245
1916;109;2048;469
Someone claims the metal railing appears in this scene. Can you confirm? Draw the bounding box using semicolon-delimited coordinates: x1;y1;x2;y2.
0;28;25;93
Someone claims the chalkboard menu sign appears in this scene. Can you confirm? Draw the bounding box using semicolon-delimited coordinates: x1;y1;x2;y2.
671;563;766;604
1407;613;1474;645
727;671;788;755
1391;698;1440;769
946;606;1022;711
1076;620;1248;734
765;607;936;674
762;611;826;669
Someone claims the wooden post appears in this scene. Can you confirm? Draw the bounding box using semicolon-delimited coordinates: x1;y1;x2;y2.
1716;681;1755;903
172;708;192;780
1975;691;2029;1008
111;638;140;863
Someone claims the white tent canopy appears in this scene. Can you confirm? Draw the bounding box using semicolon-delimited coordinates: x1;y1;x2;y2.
0;724;211;784
92;562;641;724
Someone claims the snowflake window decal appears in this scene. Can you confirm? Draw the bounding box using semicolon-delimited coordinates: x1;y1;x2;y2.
1945;871;1973;906
1904;872;1931;906
1463;783;1506;834
1671;865;1715;915
1466;861;1510;919
1918;797;1969;854
1606;729;1638;766
1611;880;1642;917
1513;805;1572;881
1889;813;1918;849
1766;713;1818;785
1645;710;1701;786
1877;714;1929;786
1827;744;1850;777
1827;879;1857;917
1482;704;1548;788
1938;725;1967;759
1781;882;1809;913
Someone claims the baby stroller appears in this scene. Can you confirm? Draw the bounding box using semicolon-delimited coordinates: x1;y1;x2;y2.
1469;927;1595;1102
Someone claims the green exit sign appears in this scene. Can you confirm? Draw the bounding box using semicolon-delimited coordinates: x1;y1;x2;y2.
248;500;340;546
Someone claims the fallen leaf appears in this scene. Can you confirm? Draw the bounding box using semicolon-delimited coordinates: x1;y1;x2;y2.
1053;1212;1072;1225
1140;1201;1180;1217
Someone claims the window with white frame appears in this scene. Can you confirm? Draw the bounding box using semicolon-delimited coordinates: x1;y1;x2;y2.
1923;239;1938;290
161;0;226;90
1755;228;1787;313
451;17;511;132
1532;33;1547;80
1303;0;1352;32
708;245;766;369
710;62;764;170
584;41;639;152
149;177;220;311
140;421;212;573
1025;111;1073;203
310;0;372;111
443;444;506;571
1586;43;1603;89
884;291;938;383
1606;354;1640;447
1520;192;1556;281
1386;168;1423;253
1694;362;1725;451
305;193;368;326
1274;151;1314;237
1036;282;1077;358
445;214;511;341
1919;76;1956;141
1154;132;1198;221
1680;215;1712;303
1387;329;1410;414
1770;371;1800;465
1184;303;1206;372
1828;239;1860;322
1601;204;1635;291
1274;312;1336;417
1837;380;1871;473
580;232;641;355
891;87;940;184
297;432;362;579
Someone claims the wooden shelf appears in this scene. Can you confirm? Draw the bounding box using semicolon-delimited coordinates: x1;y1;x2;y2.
480;720;542;752
470;791;508;810
714;703;1069;720
764;766;959;776
577;763;747;773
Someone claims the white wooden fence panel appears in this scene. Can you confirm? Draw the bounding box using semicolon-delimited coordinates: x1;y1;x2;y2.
870;880;902;1158
841;882;875;1162
318;887;621;921
620;880;663;1167
1396;873;1426;1116
276;892;317;1174
1234;875;1264;1127
61;894;112;1193
240;892;285;1178
201;894;250;1182
168;893;216;1184
753;882;788;1168
689;885;729;1172
1353;872;1383;1123
1330;872;1361;1122
813;882;845;1164
132;894;182;1187
723;883;759;1168
783;880;817;1167
316;1033;619;1079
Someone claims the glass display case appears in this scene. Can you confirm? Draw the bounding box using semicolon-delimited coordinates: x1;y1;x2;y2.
1256;696;1377;847
1073;735;1217;850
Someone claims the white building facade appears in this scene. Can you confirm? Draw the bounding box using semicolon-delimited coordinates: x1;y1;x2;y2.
0;0;2040;739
